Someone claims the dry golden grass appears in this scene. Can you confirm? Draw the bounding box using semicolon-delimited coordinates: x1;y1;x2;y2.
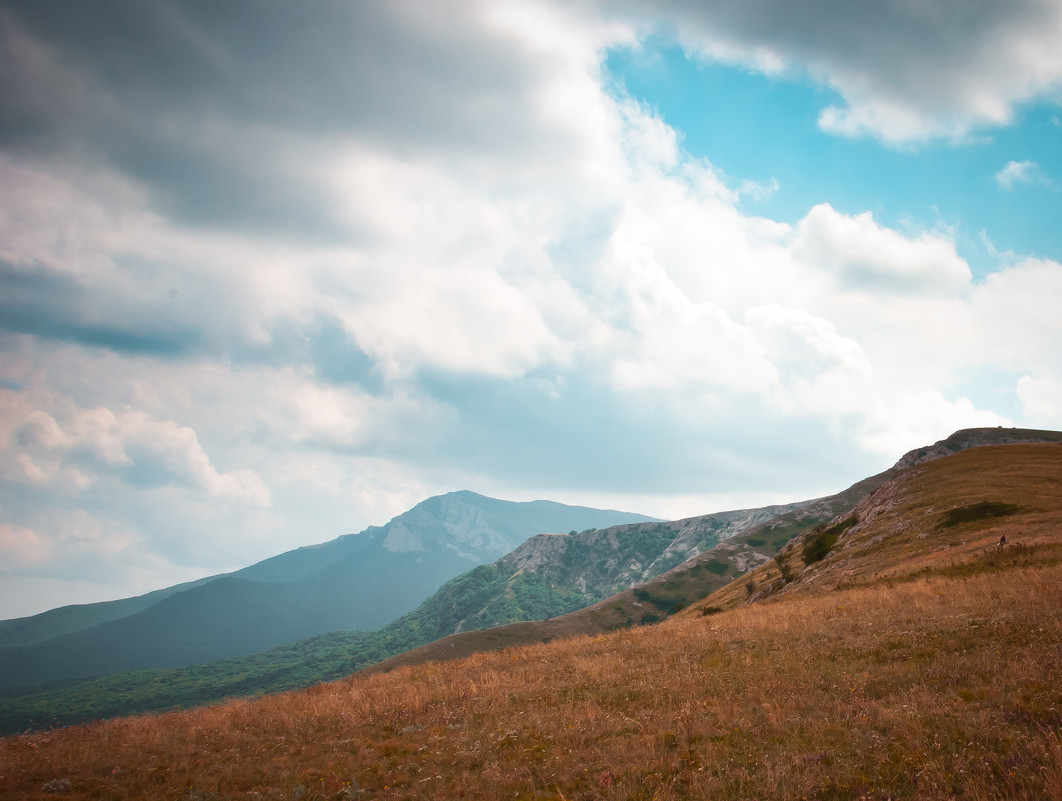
4;443;1062;801
4;557;1062;800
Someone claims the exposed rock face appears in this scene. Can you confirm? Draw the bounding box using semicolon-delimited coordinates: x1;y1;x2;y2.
495;501;807;604
501;533;572;573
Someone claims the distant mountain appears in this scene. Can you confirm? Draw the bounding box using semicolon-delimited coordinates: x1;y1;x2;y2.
0;492;656;689
0;577;219;649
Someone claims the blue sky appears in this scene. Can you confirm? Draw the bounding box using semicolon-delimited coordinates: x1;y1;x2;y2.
607;38;1062;276
1;0;1061;618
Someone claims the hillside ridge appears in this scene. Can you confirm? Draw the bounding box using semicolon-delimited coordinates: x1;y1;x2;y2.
364;429;1062;674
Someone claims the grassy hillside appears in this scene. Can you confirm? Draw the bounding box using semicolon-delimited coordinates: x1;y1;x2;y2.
0;513;744;733
690;442;1062;615
362;471;883;675
3;443;1062;799
0;550;624;734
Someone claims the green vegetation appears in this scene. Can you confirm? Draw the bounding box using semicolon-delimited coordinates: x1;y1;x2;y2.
0;555;598;733
0;567;471;733
936;500;1020;529
703;559;730;575
802;515;858;564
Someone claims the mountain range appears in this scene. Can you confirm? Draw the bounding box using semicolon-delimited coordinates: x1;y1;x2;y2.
0;492;655;688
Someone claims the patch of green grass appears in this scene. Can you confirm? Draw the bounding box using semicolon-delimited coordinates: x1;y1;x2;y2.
936;501;1020;529
704;559;730;576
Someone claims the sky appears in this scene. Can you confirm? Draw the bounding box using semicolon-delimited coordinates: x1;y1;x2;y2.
1;0;1060;619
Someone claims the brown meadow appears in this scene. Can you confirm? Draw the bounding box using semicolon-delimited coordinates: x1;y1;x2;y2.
3;443;1062;800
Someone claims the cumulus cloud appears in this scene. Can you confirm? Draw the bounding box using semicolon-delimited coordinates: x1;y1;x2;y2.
1017;374;1062;427
792;204;971;294
858;391;1011;458
2;395;270;507
0;522;50;565
744;304;873;416
968;258;1062;371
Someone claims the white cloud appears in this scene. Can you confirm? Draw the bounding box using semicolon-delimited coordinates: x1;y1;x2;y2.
969;258;1062;372
2;396;271;507
858;391;1011;458
0;522;50;565
996;159;1041;189
792;204;971;294
744;304;873;416
1017;374;1062;427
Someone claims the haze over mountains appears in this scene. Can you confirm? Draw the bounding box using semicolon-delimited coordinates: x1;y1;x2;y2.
0;493;655;688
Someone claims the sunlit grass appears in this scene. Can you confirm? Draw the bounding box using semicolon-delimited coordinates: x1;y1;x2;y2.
3;556;1062;800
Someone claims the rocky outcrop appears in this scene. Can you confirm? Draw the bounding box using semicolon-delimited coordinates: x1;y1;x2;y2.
894;427;1062;470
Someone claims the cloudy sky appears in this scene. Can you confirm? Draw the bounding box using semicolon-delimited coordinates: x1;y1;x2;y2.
1;0;1060;618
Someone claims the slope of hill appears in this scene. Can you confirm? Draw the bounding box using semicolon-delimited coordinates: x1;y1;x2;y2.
690;440;1062;615
0;493;655;689
0;577;220;649
4;440;1062;800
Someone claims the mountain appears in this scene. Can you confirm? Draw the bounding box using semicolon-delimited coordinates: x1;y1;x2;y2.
0;492;655;689
5;439;1062;799
6;427;1057;733
364;426;1062;671
0;576;219;649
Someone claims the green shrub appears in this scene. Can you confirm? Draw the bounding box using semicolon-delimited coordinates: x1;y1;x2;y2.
802;516;857;565
775;554;793;583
